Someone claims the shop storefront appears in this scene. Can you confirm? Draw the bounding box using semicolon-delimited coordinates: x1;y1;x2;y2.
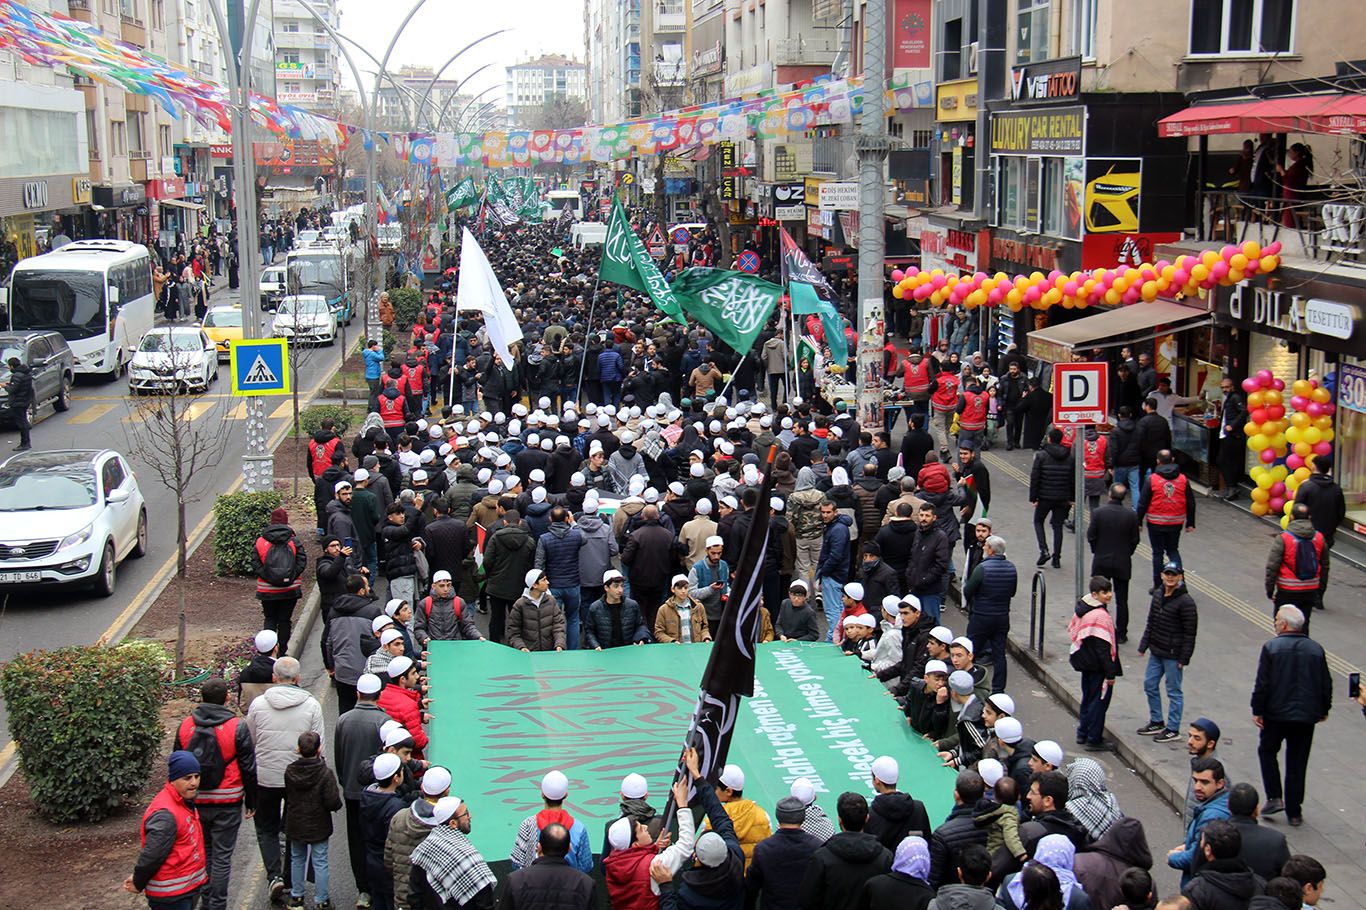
933;78;979;208
0;175;87;274
91;183;148;244
146;175;204;257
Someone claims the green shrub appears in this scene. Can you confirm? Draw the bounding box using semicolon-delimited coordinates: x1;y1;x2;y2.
213;489;284;575
382;328;397;357
300;403;355;438
388;287;423;331
0;641;166;822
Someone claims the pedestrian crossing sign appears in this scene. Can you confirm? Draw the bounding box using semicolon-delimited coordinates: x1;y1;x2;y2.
229;338;291;396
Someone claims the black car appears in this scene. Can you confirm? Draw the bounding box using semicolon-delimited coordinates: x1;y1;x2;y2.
0;331;75;426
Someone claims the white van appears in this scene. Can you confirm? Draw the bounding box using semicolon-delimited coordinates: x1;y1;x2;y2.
5;239;156;379
571;223;608;248
544;190;582;222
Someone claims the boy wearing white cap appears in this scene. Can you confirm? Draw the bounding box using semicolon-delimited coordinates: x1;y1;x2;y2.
237;629;280;714
776;580;821;642
507;569;566;652
864;755;932;850
934;671;989;770
655;575;712;644
687;536;730;627
599;772;660;861
679;499;719;568
904;659;953;739
834;582;869;647
333;673;388;906
789;777;836;842
509;771;594;874
359;753;406;910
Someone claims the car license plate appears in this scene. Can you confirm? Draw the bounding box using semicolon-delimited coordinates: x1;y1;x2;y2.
0;571;43;583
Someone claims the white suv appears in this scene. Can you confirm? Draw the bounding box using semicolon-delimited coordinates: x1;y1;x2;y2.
0;449;147;595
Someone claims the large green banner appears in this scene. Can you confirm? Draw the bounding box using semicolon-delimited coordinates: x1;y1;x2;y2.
426;641;956;858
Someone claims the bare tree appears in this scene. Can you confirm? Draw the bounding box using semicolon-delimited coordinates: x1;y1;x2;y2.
123;344;232;673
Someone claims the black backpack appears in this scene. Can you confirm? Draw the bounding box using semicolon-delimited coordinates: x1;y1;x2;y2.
184;720;233;791
260;538;298;587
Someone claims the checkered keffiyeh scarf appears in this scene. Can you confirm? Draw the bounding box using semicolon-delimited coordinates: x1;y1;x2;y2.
411;825;497;906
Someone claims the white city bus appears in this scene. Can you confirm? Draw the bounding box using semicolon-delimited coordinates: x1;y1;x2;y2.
5;239;155;378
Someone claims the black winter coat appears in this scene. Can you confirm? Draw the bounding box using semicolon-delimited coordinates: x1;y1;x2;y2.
1029;443;1074;502
1181;859;1264;910
379;521;421;578
928;804;989;889
283;755;342;843
484;524;537;600
873;521;917;581
1250;632;1332;724
584;598;651;648
5;363;33;408
799;832;892;910
1072;816;1152;910
859;871;933;910
1068;600;1122;678
621;520;685;589
858;559;902;613
503;857;596;910
1135;413;1173;467
422;516;468;583
905;527;950;596
746;827;824;910
864;791;932;851
1087;502;1139;578
1138;584;1198;665
1293;472;1347;541
1107;419;1142;468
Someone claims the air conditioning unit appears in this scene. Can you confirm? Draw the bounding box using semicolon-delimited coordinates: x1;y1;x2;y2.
967;42;979;74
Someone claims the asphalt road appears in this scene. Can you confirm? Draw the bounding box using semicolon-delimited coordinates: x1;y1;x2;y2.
0;280;355;754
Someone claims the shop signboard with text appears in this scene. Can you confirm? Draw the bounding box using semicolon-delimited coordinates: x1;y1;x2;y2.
1009;56;1081;104
889;0;931;69
1218;278;1365;359
990;106;1085;156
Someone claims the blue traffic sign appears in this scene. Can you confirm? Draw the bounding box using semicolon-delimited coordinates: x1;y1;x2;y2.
737;250;760;273
230;338;291;396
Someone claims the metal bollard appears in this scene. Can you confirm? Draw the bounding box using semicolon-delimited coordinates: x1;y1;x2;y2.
1029;569;1048;658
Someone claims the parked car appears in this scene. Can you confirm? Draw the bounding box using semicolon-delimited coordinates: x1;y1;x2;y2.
0;449;147;595
259;264;288;311
128;327;218;394
0;330;75;427
295;229;321;248
271;294;337;346
200;306;243;362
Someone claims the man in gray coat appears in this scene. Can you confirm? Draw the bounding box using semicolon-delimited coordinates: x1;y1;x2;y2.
334;673;388;907
575;495;619;610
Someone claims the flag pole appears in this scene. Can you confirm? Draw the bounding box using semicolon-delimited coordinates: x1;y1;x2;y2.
574;270;603;405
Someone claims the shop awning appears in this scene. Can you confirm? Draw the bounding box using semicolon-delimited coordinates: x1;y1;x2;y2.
1027;300;1211;363
158;199;204;212
1158;93;1366;137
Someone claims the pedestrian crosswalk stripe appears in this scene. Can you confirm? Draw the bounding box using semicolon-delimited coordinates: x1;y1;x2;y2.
224;402;247;420
122;398;219;424
68;402;118;425
269;400;293;419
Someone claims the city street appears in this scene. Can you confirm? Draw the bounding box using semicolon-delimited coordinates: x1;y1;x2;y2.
0;280;352;759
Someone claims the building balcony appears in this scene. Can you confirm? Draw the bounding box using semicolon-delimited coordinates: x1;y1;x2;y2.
653;61;686;85
769;35;839;67
655;1;686;30
130;154;150;182
274;31;317;49
120;15;146;47
66;0;93;22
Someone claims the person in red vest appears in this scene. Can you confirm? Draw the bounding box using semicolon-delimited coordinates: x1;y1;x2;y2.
1136;449;1195;591
928;369;961;457
955;381;991;452
126;751;209;909
891;348;935;434
306;418;341;485
1264;501;1327;634
173;677;257;910
1078;426;1110;516
375;379;410;446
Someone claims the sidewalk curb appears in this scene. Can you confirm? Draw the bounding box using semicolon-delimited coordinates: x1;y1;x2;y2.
1004;634;1186;814
287;584;322;661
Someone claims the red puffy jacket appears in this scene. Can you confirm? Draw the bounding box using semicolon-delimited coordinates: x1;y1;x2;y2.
602;843;661;910
377;683;429;750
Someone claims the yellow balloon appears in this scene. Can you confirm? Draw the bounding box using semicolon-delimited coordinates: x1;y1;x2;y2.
1313;415;1333;431
1263;390;1282;406
1289;411;1311;429
1105;289;1121;305
1321;427;1334;442
1280;514;1291;529
1242;241;1262;259
1271;433;1287;451
1285;426;1301;444
1262;254;1280;272
892;286;905;299
1293;441;1313;458
1006;289;1022;305
1294;467;1311;483
1302;427;1322;445
1255;474;1275;490
1230;253;1249;271
1249;434;1269;451
1251;486;1271;502
1259;421;1279;437
1141;281;1159;300
1271;465;1289;480
1192;264;1210;282
1227;269;1245;284
1247;392;1264;409
1292;379;1313;397
1251;502;1269;516
1311;387;1331;404
1244;421;1261;437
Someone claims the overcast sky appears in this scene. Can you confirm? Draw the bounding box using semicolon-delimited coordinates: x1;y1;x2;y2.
336;0;586;107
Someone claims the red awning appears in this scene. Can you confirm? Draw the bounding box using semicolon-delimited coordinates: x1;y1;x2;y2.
1158;93;1366;138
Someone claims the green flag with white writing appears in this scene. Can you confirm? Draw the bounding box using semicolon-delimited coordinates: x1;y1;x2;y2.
670;267;784;357
445;176;478;212
600;199;687;325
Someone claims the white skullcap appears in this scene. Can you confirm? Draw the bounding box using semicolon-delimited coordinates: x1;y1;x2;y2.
853;614;877;628
671;574;690;587
373;753;402;781
416;419;429;432
467;419;482;434
646;405;659;418
719;440;735;455
412;470;428;483
789;579;809;592
709;420;723;433
602;568;623;584
988;693;1016;716
705;535;724;548
760;415;773;427
791;777;817;805
598;414;612;427
480;411;494;422
387;655;415;679
254;629;278;652
541;438;553;451
356;673;382;695
696;498;713;515
690;462;705;477
924;659;950;676
1034;740;1064;767
380;628;404;647
951;636;975;653
352;468;370;482
421;795;463;826
513;403;528;417
948;670;975;695
530;469;547;484
668;481;686;496
629;476;646;496
524;568;545;588
742;464;759;484
570;471;586;488
371;614;394;634
383;726;412;748
721;496;739;510
541;770;569;800
489;479;504;495
830;426;844;438
781;417;793;429
994;716;1024;744
506;475;522;490
978;758;1005;788
538;396;551;409
477;468;493;485
881;595;901;615
843;582;865;601
531;487;547;503
496;452;512;467
718;764;745;790
508;419;522;436
429;424;443;438
334;480;352;493
419;449;435;464
380;720;401;739
643;487;659;503
494;412;506;423
621;773;648;799
527;433;540;447
871;755;899;785
608;816;633;851
929;626;954;645
583;494;599;514
620;430;636;444
431;570;452;584
770;496;785;512
902;594;922;611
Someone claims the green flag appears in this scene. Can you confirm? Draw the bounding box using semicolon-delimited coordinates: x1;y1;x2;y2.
789;281;847;365
670;268;784;357
600;200;687;325
445;176;477;212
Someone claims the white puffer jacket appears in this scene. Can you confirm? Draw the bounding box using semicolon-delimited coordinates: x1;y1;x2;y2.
245;684;325;787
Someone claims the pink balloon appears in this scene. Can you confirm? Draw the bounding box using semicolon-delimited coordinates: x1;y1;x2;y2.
1210;262;1230;280
973;272;988;283
1290;395;1308;411
891;269;905;282
988;288;1004;304
1313;441;1332;456
1286;454;1305;470
1172;270;1190;286
1270;482;1287;497
1221;245;1239;260
905;267;920;278
1242;377;1261;393
1047;270;1062;282
1024;286;1042;303
1246;258;1260;272
1123;288;1141;304
1260;449;1278;464
1269;496;1285;511
1306;401;1324;418
931;274;947;288
1064;281;1080;296
1256;369;1274;385
1272;378;1285;391
1264;240;1282;255
1320;403;1334;416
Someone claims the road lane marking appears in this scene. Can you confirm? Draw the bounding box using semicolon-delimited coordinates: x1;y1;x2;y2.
269;400;294;419
981;449;1360;677
224;402;247;420
68;402;119;425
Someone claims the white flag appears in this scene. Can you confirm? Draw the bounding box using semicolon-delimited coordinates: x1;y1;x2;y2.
456;228;523;367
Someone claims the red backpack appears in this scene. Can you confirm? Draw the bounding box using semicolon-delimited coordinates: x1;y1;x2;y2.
422;595;463;618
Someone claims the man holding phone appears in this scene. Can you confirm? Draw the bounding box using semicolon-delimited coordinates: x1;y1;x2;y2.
687;536;730;629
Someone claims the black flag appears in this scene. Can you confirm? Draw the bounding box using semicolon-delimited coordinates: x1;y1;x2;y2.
680;444;779;788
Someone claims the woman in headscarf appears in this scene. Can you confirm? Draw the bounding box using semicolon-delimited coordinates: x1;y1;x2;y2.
999;834;1092;909
1065;757;1123;841
352;412;386;461
862;835;934;910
